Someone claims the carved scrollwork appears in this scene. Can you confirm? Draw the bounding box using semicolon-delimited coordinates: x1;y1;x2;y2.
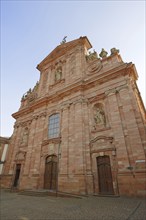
15;151;26;161
87;59;102;75
19;119;32;127
39;112;47;118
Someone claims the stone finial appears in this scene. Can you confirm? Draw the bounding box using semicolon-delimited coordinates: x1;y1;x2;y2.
110;48;119;55
27;88;31;94
99;48;108;58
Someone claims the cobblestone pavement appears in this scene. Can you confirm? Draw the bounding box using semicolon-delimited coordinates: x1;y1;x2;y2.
1;190;146;220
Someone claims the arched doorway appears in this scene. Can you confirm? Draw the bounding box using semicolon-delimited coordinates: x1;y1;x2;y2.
44;155;57;190
97;155;114;195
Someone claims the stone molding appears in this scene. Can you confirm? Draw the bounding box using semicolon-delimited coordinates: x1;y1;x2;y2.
14;112;47;128
61;97;88;110
49;78;65;89
88;94;105;103
41;137;61;146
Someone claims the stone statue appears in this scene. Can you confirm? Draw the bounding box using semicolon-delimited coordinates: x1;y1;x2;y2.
86;50;98;61
33;81;39;92
60;36;67;44
99;48;108;58
110;48;119;55
94;107;106;125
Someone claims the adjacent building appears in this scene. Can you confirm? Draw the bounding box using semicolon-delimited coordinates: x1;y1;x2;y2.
1;36;146;196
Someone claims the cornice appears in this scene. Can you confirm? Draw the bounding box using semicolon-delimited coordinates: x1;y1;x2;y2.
0;137;11;144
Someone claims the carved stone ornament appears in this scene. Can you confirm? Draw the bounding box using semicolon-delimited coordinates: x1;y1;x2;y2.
15;151;26;161
87;59;102;75
90;136;115;154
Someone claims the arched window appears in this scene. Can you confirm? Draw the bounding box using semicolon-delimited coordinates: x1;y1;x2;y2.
48;114;60;138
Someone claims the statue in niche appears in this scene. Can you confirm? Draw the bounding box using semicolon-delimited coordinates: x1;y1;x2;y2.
94;106;106;125
21;127;29;145
55;68;62;82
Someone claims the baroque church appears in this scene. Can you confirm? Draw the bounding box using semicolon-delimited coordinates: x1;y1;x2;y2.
0;36;146;197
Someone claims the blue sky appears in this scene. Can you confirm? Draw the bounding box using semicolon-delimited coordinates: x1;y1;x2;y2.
1;0;145;137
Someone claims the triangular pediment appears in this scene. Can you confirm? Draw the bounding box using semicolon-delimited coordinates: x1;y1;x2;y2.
37;36;92;71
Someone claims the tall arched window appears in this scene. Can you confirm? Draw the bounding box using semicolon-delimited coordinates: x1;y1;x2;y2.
48;114;60;138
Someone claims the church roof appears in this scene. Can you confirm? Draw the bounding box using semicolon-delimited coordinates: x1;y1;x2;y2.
37;36;92;71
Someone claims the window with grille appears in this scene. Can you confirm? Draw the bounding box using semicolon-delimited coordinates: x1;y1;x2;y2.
48;114;60;138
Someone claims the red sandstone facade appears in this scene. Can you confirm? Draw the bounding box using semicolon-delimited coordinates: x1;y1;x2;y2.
1;37;146;196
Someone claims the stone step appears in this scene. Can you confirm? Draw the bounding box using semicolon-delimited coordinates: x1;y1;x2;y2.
18;190;83;198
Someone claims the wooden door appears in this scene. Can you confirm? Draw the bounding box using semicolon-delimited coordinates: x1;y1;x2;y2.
44;155;57;190
13;164;21;187
97;156;114;195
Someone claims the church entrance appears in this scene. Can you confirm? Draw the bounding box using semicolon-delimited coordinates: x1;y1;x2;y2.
44;155;57;190
97;156;114;195
13;164;21;187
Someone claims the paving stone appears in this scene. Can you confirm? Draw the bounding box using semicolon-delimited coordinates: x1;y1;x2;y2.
1;190;146;220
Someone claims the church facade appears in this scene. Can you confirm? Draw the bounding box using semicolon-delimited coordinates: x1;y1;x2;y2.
1;36;146;196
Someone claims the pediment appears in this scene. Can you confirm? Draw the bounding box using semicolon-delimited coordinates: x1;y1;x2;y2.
37;36;92;71
90;136;115;153
90;135;113;144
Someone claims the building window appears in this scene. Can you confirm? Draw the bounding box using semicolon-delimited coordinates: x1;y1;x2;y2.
48;114;60;138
